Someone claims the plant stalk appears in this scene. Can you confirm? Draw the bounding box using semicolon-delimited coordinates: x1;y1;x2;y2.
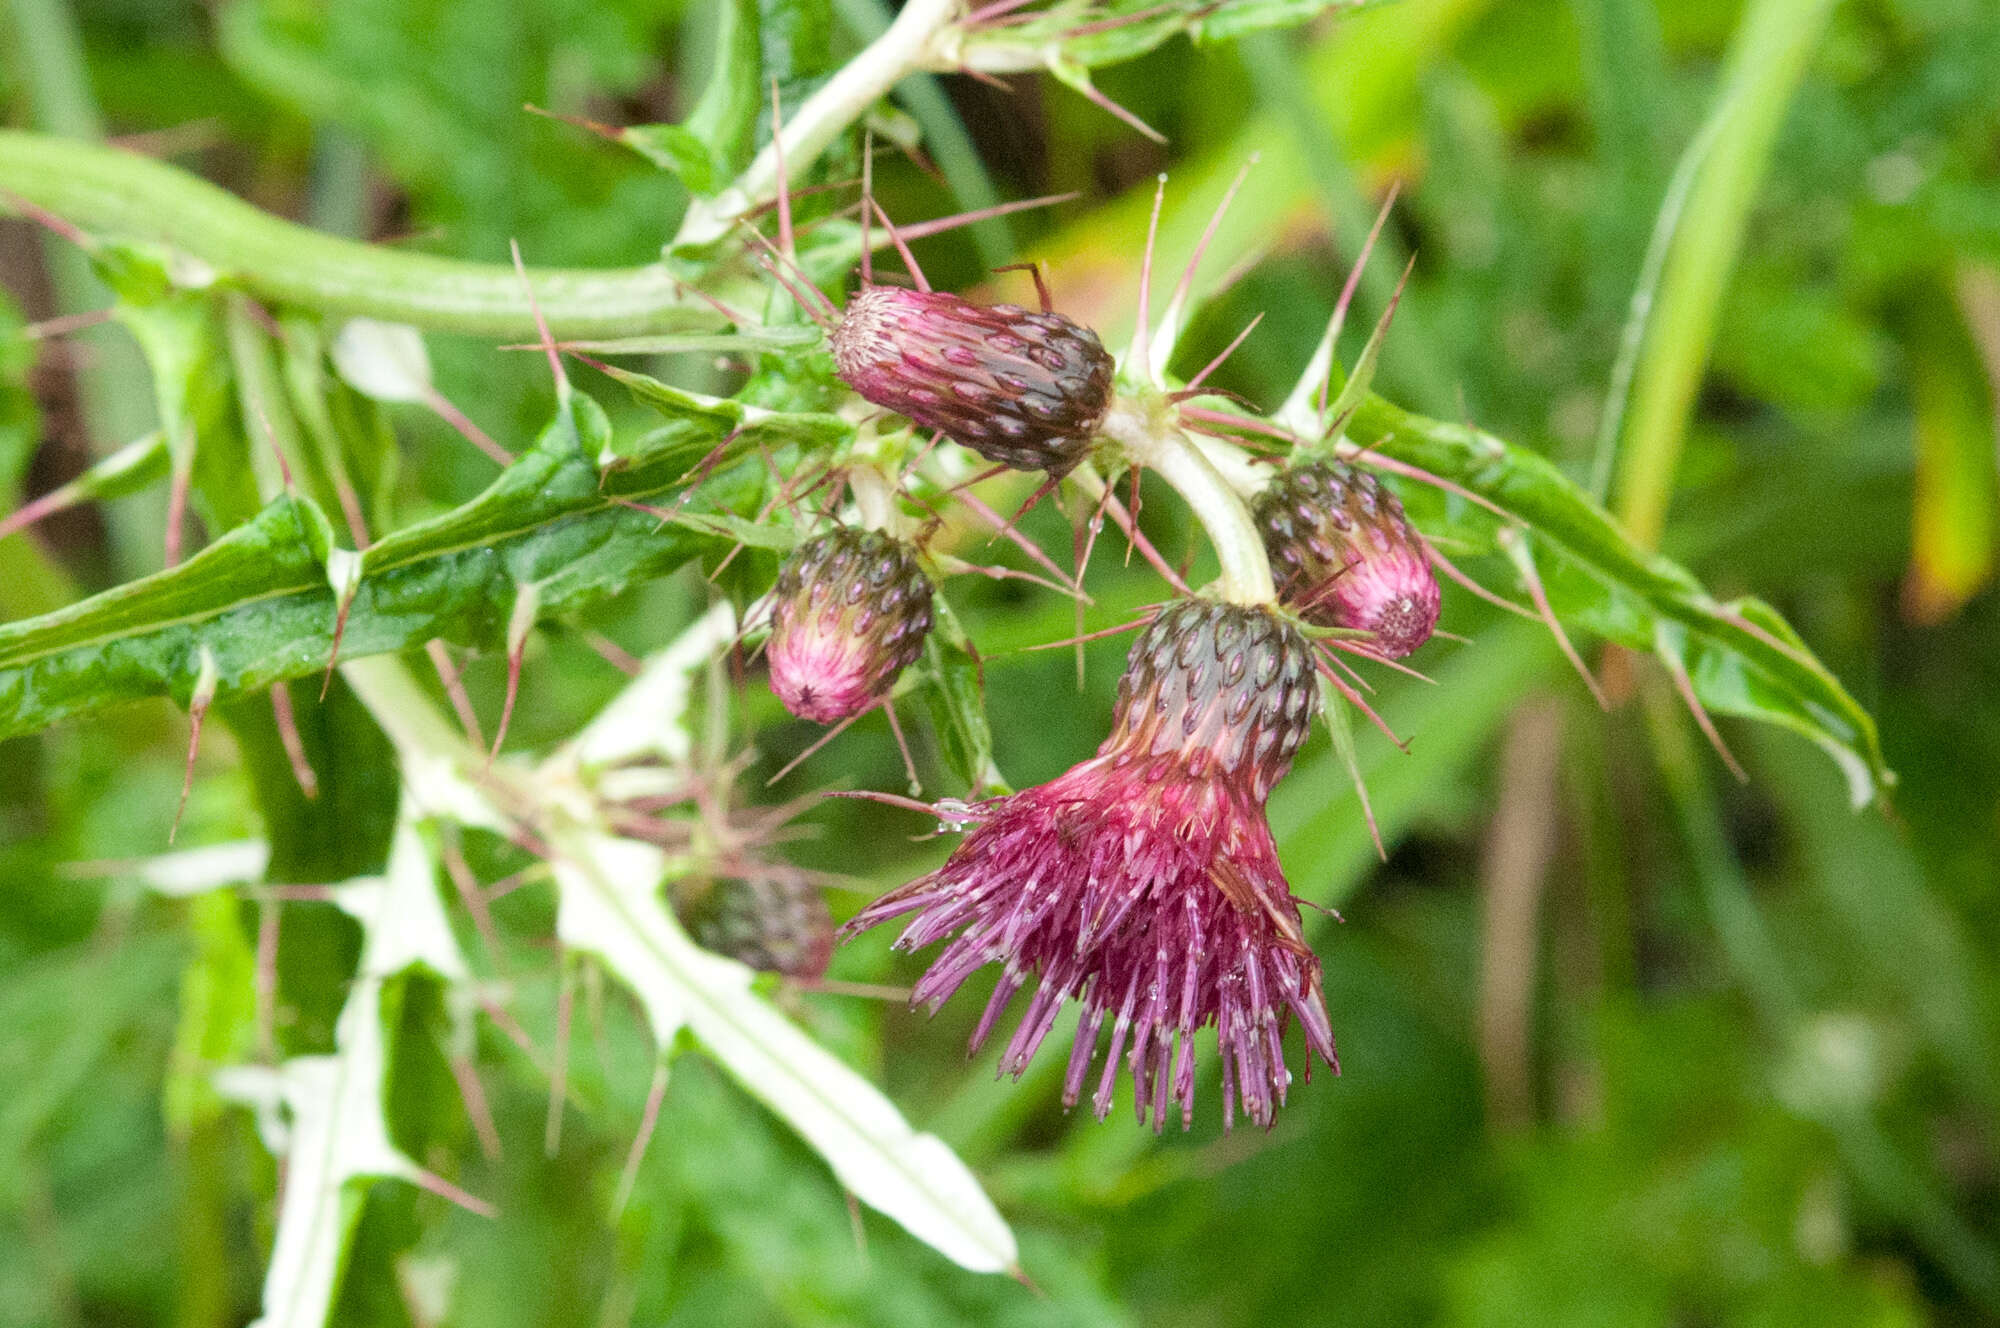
1607;0;1838;550
0;130;708;339
1099;400;1275;604
675;0;963;247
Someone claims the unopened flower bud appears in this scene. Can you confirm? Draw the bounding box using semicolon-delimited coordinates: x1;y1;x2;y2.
830;286;1113;475
1254;461;1440;658
681;873;834;979
767;528;934;724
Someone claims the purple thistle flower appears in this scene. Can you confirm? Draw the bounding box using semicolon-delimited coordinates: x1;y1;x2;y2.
1254;460;1441;658
768;528;934;724
830;286;1114;475
842;599;1338;1131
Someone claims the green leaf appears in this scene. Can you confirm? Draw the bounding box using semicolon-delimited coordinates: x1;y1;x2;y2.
620;0;762;194
0;390;777;739
620;123;732;194
550;826;1020;1275
277;314;399;541
1343;391;1892;807
761;0;839;90
99;243;263;534
596;361;853;461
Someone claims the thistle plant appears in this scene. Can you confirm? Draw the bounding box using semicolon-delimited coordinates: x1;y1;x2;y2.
0;0;1905;1323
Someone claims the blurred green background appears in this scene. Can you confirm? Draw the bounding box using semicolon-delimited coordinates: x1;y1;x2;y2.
3;0;2000;1324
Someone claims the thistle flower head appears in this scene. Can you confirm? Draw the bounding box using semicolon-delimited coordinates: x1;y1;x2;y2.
842;599;1337;1131
830;286;1113;475
768;528;934;724
1254;460;1440;658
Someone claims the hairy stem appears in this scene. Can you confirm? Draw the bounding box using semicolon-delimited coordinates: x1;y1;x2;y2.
1099;400;1275;604
0;131;709;338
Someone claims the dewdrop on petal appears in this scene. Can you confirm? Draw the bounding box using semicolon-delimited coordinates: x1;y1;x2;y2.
841;599;1337;1132
1254;460;1441;658
767;528;935;724
830;286;1114;476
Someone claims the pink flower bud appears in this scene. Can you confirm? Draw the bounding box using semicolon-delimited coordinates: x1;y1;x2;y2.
1254;461;1440;658
768;529;934;724
830;286;1113;475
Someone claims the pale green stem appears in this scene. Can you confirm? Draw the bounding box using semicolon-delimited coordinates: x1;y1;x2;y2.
675;0;963;247
340;655;477;768
0;0;967;334
1099;400;1275;604
0;130;705;339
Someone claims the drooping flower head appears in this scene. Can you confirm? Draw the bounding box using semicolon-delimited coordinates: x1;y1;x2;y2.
1254;460;1440;658
767;528;934;724
842;599;1337;1131
830;286;1114;476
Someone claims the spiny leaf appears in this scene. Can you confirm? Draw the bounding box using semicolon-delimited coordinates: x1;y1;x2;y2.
596;361;852;461
0;391;784;739
550;827;1020;1275
1345;391;1892;806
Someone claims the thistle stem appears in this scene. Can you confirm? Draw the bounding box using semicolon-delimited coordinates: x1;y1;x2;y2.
1099;401;1275;605
847;463;915;539
0;130;703;338
675;0;964;247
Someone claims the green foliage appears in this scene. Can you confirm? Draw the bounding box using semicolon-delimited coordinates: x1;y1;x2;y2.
619;0;763;192
0;393;764;738
1348;393;1889;805
0;291;37;496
